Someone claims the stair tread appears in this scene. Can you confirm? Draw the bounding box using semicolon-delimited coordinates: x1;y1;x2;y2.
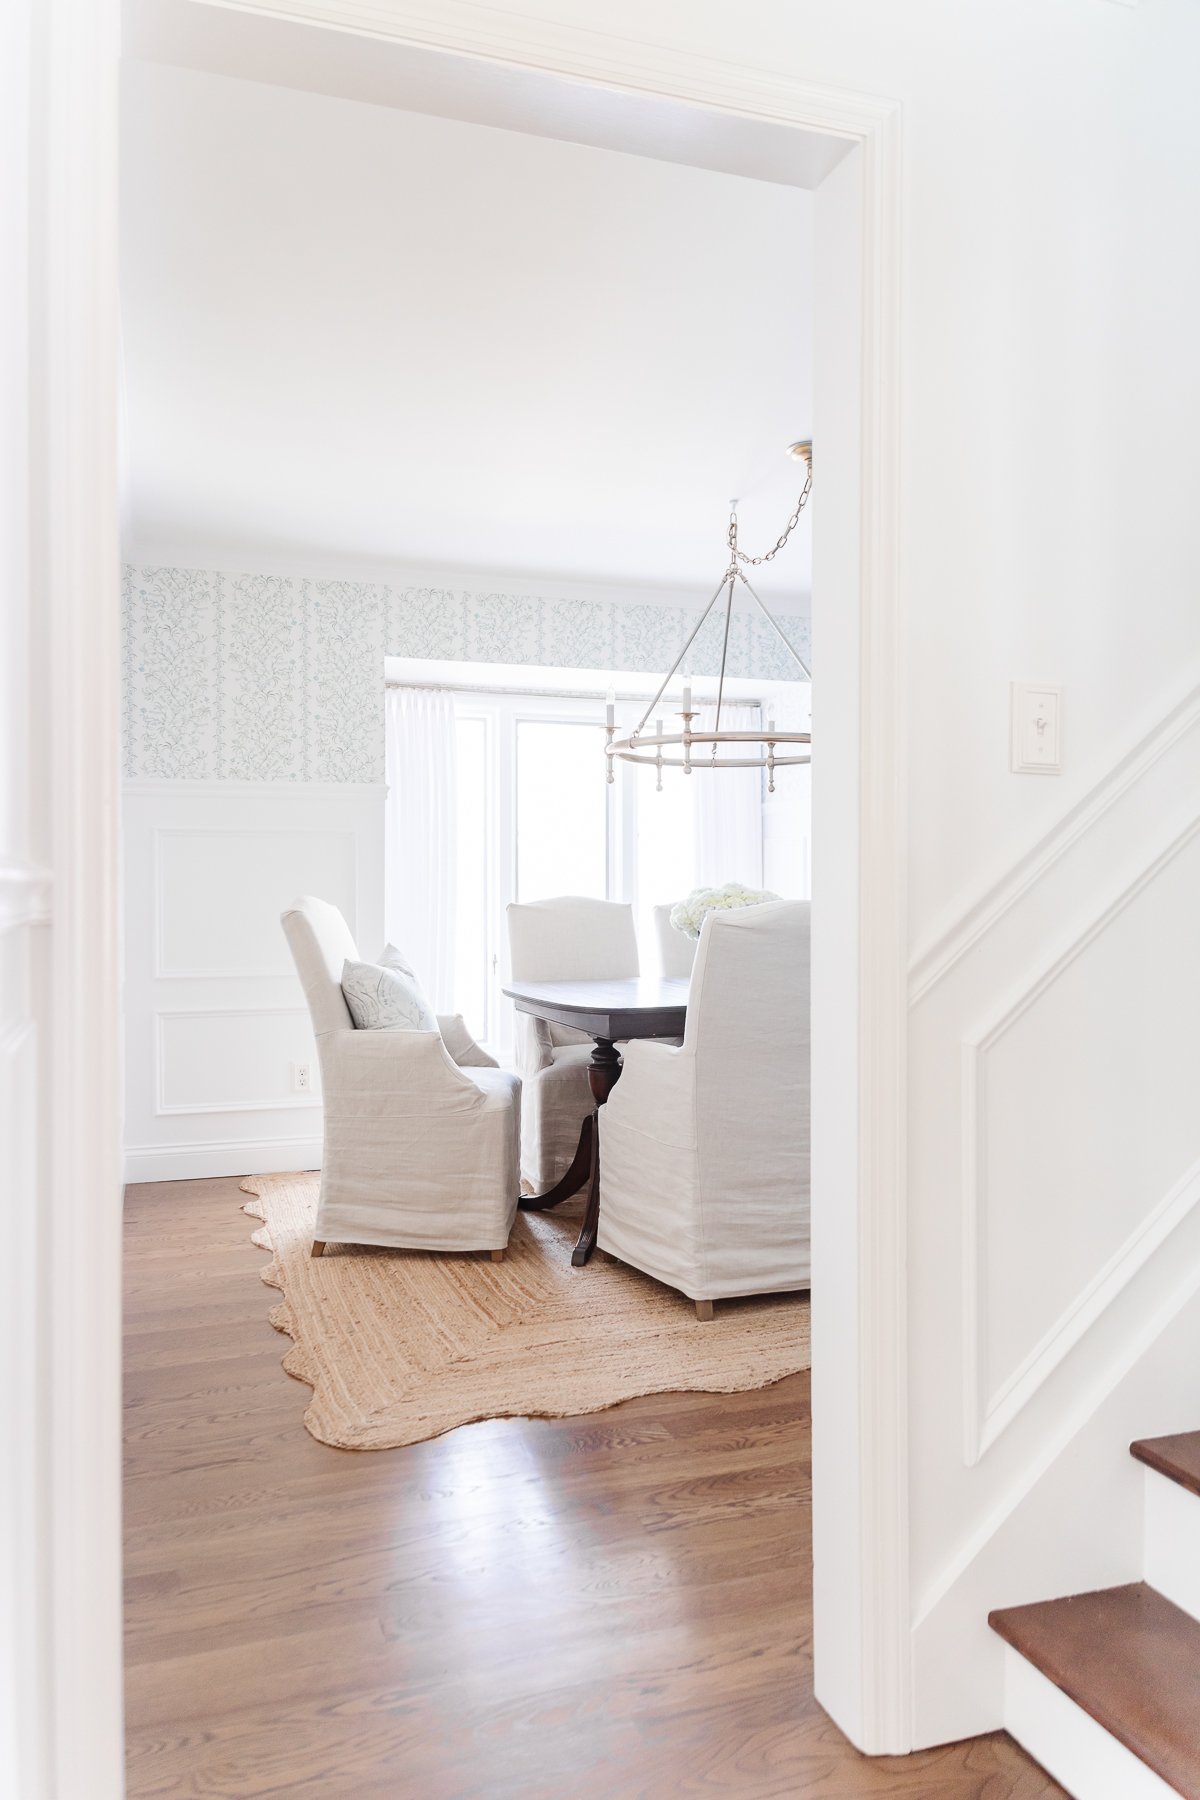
990;1583;1200;1799
1131;1431;1200;1499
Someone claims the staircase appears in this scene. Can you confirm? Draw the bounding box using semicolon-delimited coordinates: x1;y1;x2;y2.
990;1434;1200;1798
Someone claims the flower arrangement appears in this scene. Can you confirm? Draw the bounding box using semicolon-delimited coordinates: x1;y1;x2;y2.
668;882;781;940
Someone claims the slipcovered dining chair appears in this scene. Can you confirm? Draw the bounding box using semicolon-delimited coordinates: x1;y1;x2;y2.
282;896;520;1257
598;899;810;1318
506;895;639;1193
653;903;698;979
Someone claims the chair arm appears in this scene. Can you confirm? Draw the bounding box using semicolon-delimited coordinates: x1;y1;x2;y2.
321;1028;486;1113
437;1014;498;1068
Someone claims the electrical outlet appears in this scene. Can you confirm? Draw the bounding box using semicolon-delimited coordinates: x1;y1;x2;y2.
292;1061;313;1093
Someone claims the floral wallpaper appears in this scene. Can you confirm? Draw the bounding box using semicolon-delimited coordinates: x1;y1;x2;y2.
122;565;811;781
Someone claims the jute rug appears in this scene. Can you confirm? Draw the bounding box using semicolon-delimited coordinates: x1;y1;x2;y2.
241;1171;810;1451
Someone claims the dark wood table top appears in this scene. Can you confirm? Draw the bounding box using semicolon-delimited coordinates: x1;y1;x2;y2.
502;975;689;1041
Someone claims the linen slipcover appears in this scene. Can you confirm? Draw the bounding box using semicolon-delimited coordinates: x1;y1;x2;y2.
506;895;639;1191
653;903;698;979
597;898;810;1303
282;896;519;1252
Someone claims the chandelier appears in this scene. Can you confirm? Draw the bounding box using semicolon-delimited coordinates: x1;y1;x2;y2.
605;441;812;793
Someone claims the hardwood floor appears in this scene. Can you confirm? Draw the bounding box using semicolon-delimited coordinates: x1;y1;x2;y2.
124;1176;1063;1799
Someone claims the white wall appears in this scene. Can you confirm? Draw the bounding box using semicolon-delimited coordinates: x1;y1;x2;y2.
123;780;383;1182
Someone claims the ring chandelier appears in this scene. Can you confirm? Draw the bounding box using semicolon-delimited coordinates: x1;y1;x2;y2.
605;441;812;793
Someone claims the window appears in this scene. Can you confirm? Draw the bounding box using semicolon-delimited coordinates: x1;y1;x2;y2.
385;670;808;1061
435;684;804;1059
516;720;608;902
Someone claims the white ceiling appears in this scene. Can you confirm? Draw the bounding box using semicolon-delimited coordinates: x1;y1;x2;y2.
121;11;820;597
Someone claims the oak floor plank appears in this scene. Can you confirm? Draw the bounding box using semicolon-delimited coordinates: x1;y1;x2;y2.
124;1175;1062;1798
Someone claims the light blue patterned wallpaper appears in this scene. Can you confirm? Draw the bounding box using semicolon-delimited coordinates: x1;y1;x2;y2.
122;566;811;781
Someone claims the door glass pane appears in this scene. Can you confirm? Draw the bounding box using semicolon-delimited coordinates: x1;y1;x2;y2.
454;716;489;1039
516;720;607;902
634;761;695;963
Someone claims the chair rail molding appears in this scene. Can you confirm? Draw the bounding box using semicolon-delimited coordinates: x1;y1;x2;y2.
190;0;909;1753
961;812;1200;1466
910;670;1200;1005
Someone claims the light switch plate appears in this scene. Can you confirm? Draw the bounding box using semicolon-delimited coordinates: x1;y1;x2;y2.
1011;683;1062;774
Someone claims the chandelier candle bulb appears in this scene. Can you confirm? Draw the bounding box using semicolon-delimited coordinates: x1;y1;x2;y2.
605;689;615;727
682;680;692;716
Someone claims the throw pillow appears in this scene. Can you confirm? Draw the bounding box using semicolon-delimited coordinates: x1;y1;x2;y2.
341;946;439;1033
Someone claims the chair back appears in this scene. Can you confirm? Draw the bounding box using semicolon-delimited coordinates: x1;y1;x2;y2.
281;895;359;1037
685;899;810;1190
506;896;639;983
653;904;697;979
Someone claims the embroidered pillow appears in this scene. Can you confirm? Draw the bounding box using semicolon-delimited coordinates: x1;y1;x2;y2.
341;945;438;1033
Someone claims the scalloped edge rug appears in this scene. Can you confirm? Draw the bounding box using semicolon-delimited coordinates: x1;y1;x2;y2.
241;1171;810;1450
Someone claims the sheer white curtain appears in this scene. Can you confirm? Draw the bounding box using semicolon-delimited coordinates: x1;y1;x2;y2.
384;685;457;1011
691;701;764;889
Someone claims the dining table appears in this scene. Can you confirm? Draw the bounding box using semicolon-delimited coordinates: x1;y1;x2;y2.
502;974;690;1266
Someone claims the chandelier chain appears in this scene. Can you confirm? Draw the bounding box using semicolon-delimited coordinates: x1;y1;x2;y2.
727;461;813;566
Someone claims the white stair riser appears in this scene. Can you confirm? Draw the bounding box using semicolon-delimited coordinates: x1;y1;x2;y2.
1002;1647;1177;1800
1144;1467;1200;1624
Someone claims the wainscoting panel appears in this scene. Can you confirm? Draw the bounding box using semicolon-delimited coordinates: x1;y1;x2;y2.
156;1007;321;1114
907;666;1200;1746
124;780;383;1183
963;820;1200;1462
154;827;357;979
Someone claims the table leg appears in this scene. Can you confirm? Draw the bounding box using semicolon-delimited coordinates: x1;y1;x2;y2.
517;1113;593;1212
571;1037;622;1267
517;1037;623;1265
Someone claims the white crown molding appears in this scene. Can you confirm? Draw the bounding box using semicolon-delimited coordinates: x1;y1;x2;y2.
910;673;1200;1005
961;813;1200;1466
0;860;53;933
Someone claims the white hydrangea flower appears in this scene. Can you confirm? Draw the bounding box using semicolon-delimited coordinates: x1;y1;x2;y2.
668;882;781;940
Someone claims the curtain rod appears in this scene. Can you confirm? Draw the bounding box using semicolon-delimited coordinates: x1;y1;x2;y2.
384;677;771;705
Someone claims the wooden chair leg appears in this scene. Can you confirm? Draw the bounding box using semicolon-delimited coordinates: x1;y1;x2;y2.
490;1248;505;1262
311;1240;326;1259
694;1299;714;1322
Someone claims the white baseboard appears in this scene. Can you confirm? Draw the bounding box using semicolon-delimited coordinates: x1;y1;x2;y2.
1003;1647;1175;1800
124;1135;322;1184
1144;1469;1200;1625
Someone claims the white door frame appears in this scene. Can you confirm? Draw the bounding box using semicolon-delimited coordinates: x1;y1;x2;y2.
38;2;906;1788
15;0;124;1795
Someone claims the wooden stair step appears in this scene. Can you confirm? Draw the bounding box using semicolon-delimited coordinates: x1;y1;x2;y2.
990;1583;1200;1799
1131;1431;1200;1500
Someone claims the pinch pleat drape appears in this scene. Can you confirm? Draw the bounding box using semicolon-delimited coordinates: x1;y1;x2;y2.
691;701;764;890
